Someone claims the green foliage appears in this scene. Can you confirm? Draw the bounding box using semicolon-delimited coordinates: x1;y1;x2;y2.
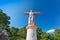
0;9;10;30
9;27;19;40
54;29;60;40
37;28;42;40
7;27;60;40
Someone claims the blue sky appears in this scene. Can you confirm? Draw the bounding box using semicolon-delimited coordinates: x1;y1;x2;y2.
0;0;60;32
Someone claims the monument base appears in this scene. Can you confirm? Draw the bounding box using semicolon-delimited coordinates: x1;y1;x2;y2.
26;28;37;40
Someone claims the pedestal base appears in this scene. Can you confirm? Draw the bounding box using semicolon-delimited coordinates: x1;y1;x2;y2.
26;28;37;40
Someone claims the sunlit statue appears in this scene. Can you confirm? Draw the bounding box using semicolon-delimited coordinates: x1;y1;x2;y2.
24;10;40;40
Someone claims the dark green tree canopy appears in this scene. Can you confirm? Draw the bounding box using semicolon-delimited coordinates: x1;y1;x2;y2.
0;9;10;30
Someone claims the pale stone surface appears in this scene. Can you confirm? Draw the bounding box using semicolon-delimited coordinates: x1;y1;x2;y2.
26;28;37;40
0;30;8;40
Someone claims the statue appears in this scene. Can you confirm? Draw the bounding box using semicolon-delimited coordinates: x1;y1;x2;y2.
24;10;40;40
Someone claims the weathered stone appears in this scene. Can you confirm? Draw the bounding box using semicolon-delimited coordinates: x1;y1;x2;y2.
0;30;8;40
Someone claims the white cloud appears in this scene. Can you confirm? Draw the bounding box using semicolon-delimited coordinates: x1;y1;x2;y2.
46;29;55;33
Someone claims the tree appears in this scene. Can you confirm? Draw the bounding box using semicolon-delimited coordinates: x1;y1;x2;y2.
48;33;54;40
6;26;60;40
0;9;10;30
40;32;49;40
9;27;19;40
0;9;10;40
17;27;27;40
54;29;60;40
37;28;42;40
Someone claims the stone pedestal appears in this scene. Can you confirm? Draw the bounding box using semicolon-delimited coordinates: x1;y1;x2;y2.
26;28;37;40
26;25;37;40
